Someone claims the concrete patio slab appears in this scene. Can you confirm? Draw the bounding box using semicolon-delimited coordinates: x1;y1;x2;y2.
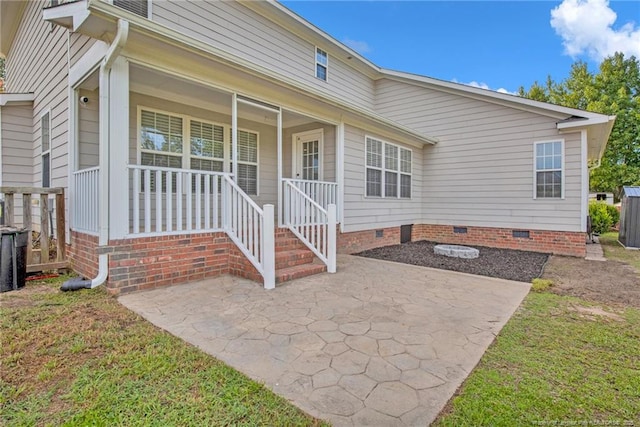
119;255;530;426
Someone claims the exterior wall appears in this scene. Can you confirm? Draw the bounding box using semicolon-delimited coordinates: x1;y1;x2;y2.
6;0;69;190
375;78;584;233
150;0;375;110
283;122;336;181
412;224;586;257
129;92;278;207
69;33;99;68
336;223;586;257
1;104;33;187
69;230;261;295
342;124;423;232
78;88;100;169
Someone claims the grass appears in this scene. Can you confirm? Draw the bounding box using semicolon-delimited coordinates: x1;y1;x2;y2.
0;275;326;426
436;233;640;425
599;231;640;270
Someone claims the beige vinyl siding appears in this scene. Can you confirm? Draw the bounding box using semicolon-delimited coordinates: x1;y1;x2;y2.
342;125;422;232
6;0;70;191
151;0;374;109
376;78;583;232
69;33;99;68
1;105;34;187
78;89;100;169
129;92;278;207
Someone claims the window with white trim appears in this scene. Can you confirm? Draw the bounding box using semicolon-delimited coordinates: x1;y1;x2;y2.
535;140;563;198
365;136;411;198
190;120;224;172
235;130;259;196
41;112;51;188
113;0;149;18
316;47;328;81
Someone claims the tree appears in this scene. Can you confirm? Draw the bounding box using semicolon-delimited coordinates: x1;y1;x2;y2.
519;53;640;201
0;57;5;92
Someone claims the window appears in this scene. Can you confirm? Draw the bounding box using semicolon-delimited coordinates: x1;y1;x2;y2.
190;120;224;172
41;112;51;187
365;136;411;198
316;47;328;81
535;140;563;198
113;0;149;18
236;130;259;195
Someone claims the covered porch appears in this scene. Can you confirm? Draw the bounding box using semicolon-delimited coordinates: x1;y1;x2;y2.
68;28;342;289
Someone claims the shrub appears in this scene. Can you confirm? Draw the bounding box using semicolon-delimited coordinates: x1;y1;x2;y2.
606;204;620;226
531;278;553;292
589;202;614;234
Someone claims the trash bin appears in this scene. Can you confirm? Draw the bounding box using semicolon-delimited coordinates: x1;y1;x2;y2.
0;227;28;292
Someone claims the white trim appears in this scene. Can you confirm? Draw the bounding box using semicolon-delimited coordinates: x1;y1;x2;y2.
40;109;52;188
0;93;34;106
337;122;345;229
580;130;588;232
364;135;412;199
69;41;108;88
533;139;565;200
315;46;328;82
0;106;3;187
292;128;324;181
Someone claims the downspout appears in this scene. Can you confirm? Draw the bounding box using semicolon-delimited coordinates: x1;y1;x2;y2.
62;20;129;291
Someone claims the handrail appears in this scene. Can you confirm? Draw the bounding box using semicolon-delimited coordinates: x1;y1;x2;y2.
222;175;275;289
283;180;336;273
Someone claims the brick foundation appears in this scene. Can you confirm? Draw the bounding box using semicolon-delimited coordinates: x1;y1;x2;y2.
337;224;586;257
69;231;259;295
412;224;586;257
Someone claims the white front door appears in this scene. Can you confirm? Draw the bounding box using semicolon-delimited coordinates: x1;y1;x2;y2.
292;129;323;181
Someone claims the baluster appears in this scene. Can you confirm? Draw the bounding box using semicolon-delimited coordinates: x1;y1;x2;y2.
204;175;210;229
156;169;162;232
195;173;202;230
166;171;173;232
176;172;183;231
186;172;192;231
144;169;151;233
133;169;140;234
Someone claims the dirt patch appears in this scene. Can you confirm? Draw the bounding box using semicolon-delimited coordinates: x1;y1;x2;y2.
356;241;548;283
0;283;58;308
568;304;625;322
543;256;640;308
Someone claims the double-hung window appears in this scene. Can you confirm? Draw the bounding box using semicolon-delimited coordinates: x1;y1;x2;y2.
534;140;563;198
315;47;328;81
236;130;259;196
190;120;224;172
140;109;183;191
365;136;412;198
41;112;51;187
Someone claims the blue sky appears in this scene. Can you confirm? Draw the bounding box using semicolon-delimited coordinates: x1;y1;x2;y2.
281;0;640;94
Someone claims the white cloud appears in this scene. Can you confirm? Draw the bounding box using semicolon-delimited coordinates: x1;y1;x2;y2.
452;79;517;95
551;0;640;61
342;38;372;54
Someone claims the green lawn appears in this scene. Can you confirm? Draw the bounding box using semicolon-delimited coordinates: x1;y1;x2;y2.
600;231;640;270
436;234;640;425
1;276;325;426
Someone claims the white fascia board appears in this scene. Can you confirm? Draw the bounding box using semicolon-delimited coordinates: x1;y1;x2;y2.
82;0;437;146
0;93;34;106
556;115;616;130
42;0;91;31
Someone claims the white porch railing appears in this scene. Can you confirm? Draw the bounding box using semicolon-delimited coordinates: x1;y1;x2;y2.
127;165;275;289
128;165;229;235
284;178;338;214
72;167;100;234
223;175;275;289
283;180;336;273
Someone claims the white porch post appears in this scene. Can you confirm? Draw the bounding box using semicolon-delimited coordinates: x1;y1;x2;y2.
263;204;275;289
327;203;337;273
231;93;238;182
336;122;345;229
108;56;130;239
67;86;78;244
277;108;283;227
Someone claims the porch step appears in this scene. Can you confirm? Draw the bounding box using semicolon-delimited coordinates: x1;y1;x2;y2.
275;237;306;252
275;249;315;270
276;262;327;284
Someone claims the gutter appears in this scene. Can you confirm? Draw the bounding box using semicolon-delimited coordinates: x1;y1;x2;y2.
62;19;129;291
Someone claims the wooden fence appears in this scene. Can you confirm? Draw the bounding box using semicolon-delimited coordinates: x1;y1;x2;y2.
0;187;68;273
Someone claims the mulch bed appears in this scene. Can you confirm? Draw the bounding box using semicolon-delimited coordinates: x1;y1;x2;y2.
356;241;549;283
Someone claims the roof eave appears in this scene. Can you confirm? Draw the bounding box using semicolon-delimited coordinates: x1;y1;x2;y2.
0;92;35;106
42;0;91;32
1;1;28;57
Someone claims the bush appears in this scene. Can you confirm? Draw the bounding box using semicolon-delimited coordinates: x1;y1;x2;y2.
589;202;614;234
606;204;620;226
531;278;553;292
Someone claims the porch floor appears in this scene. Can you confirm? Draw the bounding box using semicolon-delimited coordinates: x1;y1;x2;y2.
119;255;530;426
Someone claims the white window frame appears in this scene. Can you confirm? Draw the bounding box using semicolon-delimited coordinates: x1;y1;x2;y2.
41;110;51;188
315;47;328;82
136;106;259;195
110;0;151;18
533;139;565;200
364;135;412;199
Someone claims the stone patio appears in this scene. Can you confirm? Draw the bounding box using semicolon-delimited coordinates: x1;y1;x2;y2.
119;255;530;426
